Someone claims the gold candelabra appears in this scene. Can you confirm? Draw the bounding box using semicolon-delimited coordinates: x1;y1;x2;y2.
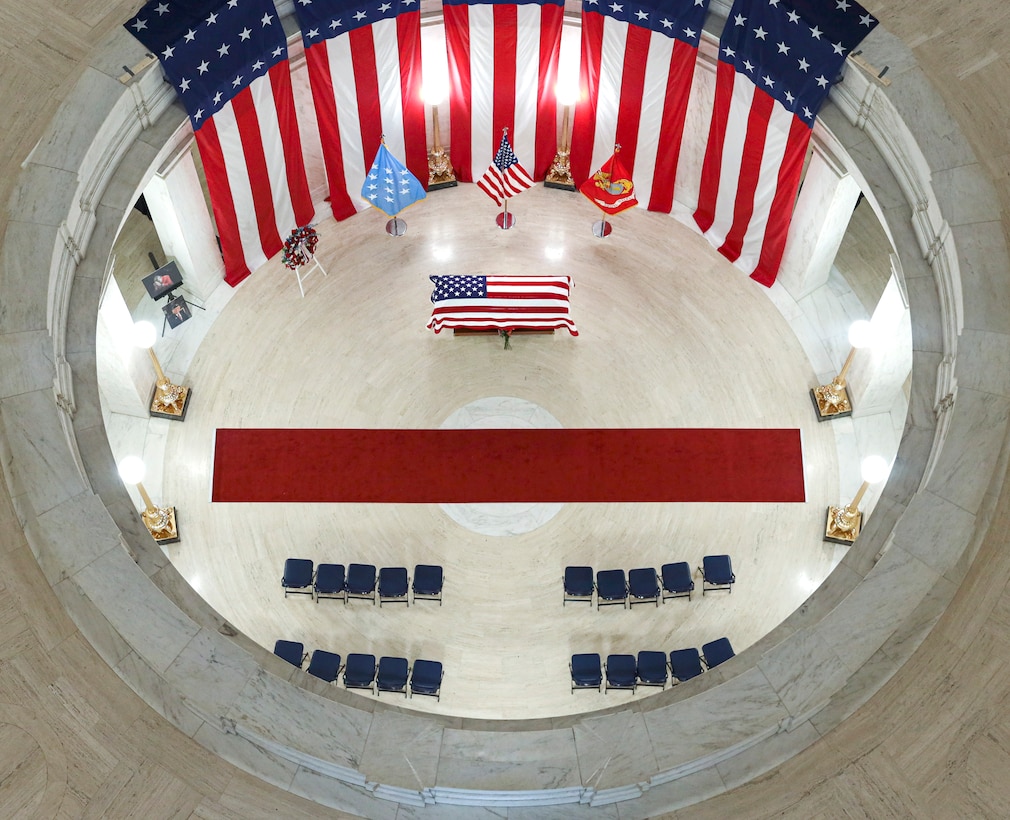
545;102;575;191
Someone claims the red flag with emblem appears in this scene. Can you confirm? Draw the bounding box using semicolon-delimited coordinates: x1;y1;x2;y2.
579;149;638;215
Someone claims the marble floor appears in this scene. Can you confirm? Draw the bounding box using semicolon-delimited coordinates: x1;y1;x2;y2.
100;183;903;720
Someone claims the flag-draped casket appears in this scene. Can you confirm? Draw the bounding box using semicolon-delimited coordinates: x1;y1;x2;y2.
126;0;315;287
571;0;709;214
293;0;428;221
442;0;564;183
693;0;877;286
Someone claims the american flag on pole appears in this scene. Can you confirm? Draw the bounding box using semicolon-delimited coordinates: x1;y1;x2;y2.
694;0;877;286
428;275;578;335
294;0;428;222
477;131;534;206
442;0;564;183
570;0;709;213
126;0;315;287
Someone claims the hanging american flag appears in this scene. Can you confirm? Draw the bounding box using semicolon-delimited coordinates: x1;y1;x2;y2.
477;131;534;206
694;0;877;286
293;0;427;222
571;0;709;214
428;275;578;335
443;0;564;183
126;0;315;287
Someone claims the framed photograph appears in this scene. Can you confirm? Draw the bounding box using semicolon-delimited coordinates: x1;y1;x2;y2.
163;295;192;328
143;261;183;300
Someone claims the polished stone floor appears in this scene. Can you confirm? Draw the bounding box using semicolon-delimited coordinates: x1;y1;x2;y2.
101;183;902;720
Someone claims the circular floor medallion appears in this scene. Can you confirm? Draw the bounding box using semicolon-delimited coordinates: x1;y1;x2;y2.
439;397;564;536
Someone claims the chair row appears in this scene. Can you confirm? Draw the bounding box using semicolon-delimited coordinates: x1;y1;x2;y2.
282;560;443;605
563;555;735;608
273;641;444;700
571;639;735;693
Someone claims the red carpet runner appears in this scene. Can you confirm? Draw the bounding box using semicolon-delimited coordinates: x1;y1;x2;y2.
212;428;805;503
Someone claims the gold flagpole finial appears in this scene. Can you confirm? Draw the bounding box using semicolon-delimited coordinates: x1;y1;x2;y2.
502;126;508;135
614;143;622;152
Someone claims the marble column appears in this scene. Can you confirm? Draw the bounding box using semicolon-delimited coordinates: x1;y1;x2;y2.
848;270;913;417
143;145;224;302
96;272;154;419
777;146;862;300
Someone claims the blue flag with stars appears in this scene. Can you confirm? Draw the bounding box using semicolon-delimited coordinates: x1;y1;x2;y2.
361;143;427;217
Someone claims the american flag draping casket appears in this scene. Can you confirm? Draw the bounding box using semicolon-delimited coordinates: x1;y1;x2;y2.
427;275;578;335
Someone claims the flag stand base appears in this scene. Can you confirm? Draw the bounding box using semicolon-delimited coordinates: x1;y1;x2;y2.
592;220;612;238
385;217;407;236
496;212;516;230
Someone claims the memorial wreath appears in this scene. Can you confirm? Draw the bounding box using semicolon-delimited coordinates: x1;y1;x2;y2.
281;225;319;269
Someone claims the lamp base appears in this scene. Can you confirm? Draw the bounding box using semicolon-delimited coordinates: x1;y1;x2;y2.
592;220;613;238
385;218;407;237
427;147;457;191
545;149;575;190
143;505;180;545
824;505;861;544
810;381;852;421
150;382;191;421
496;212;516;230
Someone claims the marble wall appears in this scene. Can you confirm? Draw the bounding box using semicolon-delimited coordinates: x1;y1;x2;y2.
0;8;1006;819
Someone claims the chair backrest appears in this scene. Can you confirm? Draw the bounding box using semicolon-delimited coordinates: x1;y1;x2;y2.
669;648;703;681
378;566;408;595
564;566;594;593
411;659;443;693
605;654;637;684
377;656;409;689
636;651;668;683
702;554;734;583
314;563;345;593
596;569;627;598
344;653;377;684
412;564;443;593
629;568;659;594
273;640;305;667
661;562;693;592
347;563;377;592
307;650;342;682
702;637;735;668
570;653;603;684
282;558;313;587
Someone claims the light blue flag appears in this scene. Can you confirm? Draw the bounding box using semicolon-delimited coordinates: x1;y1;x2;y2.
361;143;427;217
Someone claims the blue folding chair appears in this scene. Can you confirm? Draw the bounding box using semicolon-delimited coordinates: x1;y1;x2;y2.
570;653;603;693
412;564;444;605
273;640;306;668
702;638;736;669
563;566;594;606
628;568;660;607
281;558;313;598
306;650;342;682
314;563;346;603
376;656;410;696
378;567;409;606
346;563;377;604
660;562;695;602
596;569;628;609
410;660;444;700
343;653;377;692
605;654;637;693
636;651;668;689
669;648;704;683
701;555;735;595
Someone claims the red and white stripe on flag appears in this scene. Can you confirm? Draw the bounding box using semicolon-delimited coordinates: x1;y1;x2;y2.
570;2;705;214
196;66;315;287
693;61;811;287
476;161;534;206
297;6;428;221
443;0;564;183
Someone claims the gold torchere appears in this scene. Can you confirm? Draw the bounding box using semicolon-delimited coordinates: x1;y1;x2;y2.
824;456;889;544
135;321;192;421
811;320;873;422
545;103;575;191
118;456;180;545
427;104;457;191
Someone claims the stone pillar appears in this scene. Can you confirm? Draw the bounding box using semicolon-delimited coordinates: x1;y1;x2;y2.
143;144;224;302
777;146;862;300
848;270;913;417
96;271;153;419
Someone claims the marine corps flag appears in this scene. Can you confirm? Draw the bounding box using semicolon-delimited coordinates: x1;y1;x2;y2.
579;149;638;215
